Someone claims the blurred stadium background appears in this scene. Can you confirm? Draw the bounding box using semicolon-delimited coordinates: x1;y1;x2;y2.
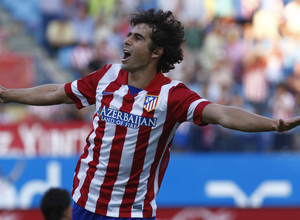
1;0;300;219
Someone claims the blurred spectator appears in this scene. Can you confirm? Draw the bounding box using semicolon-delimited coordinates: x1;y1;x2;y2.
214;0;235;17
242;53;268;115
95;41;120;66
118;0;140;14
39;0;64;48
157;0;180;14
70;40;97;77
45;15;76;56
199;18;227;71
284;0;300;38
225;21;245;82
251;0;283;41
93;14;113;48
0;23;9;53
237;0;260;20
71;2;95;45
88;0;117;20
62;0;78;20
288;60;300;94
279;23;300;77
269;83;295;150
96;14;128;63
206;59;234;104
174;0;208;24
184;19;204;51
181;59;202;95
270;83;295;120
265;43;284;88
40;188;71;220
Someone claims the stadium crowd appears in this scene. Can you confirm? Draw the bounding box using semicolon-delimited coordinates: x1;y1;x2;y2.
1;0;300;152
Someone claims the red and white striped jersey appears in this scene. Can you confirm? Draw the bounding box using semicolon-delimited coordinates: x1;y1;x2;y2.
64;64;211;218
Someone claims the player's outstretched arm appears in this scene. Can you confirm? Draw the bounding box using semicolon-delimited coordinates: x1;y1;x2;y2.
201;103;300;133
0;84;73;105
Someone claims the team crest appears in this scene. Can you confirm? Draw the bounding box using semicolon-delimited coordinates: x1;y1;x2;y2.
143;94;159;112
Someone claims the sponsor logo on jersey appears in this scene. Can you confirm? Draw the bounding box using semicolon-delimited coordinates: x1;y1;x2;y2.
143;94;159;112
102;90;114;95
97;106;157;129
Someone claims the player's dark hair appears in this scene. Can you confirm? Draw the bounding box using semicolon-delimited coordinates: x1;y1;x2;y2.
40;188;71;220
129;8;185;73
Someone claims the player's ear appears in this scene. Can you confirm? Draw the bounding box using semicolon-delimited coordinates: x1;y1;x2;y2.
151;47;163;59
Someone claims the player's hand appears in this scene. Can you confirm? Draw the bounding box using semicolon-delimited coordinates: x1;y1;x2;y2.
277;117;300;132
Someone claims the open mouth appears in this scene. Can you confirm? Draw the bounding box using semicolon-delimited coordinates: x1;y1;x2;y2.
121;49;131;62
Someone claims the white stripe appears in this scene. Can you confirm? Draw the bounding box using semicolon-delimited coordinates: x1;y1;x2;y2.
71;80;89;107
187;98;208;122
94;64;122;110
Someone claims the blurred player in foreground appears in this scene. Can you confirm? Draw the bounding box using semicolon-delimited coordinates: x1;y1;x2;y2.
40;188;71;220
1;8;300;220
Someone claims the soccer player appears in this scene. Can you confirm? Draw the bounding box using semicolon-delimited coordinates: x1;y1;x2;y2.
1;8;300;220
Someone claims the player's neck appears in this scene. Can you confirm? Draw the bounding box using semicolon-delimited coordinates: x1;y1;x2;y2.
127;69;157;90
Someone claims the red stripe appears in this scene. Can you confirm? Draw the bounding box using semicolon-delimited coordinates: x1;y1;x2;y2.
96;90;134;215
157;144;171;189
193;101;211;125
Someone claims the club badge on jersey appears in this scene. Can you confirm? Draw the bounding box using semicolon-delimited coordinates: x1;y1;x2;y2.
144;95;159;112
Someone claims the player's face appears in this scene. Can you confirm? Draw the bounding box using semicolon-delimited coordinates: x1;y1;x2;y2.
121;23;156;73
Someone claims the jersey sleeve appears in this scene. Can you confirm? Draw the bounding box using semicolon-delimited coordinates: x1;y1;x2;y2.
64;64;112;109
168;83;211;125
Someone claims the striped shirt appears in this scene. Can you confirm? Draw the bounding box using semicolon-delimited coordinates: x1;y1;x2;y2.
64;64;211;218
